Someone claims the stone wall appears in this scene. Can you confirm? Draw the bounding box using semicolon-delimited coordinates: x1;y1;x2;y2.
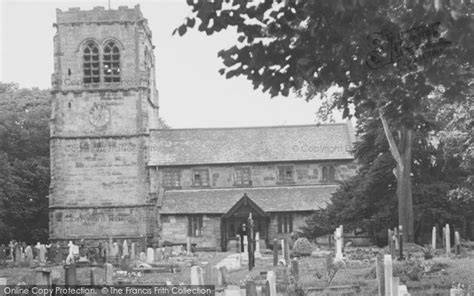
161;215;221;250
156;161;358;190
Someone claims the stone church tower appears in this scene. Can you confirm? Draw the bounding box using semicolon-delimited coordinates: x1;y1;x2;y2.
49;5;159;245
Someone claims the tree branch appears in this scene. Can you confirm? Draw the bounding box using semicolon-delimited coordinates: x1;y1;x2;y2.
379;111;403;170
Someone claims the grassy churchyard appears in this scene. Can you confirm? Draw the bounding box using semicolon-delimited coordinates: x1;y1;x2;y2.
1;239;474;296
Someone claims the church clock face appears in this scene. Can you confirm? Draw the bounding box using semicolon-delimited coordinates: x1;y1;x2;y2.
89;104;110;127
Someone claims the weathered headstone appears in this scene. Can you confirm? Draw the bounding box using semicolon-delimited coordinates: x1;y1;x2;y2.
334;227;343;261
130;243;136;260
187;237;192;254
39;245;47;263
112;243;119;258
445;224;451;255
90;268;99;286
35;268;51;287
122;240;129;258
284;239;290;263
291;259;299;281
442;227;446;249
280;239;285;260
454;231;461;255
139;252;146;262
190;266;204;285
388;230;395;258
202;262;212;285
432;226;437;249
255;232;262;258
64;264;77;286
14;244;21;263
398;225;404;260
273;239;278;267
375;256;385;296
393;227;399;251
392;277;399;296
266;271;277;296
218;266;228;286
25;246;33;265
246;280;258;296
155;248;163;262
105;263;113;285
146;248;154;263
243;235;248;254
383;255;392;296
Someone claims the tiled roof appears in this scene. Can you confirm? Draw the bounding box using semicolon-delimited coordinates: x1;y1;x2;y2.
160;185;338;214
148;123;355;166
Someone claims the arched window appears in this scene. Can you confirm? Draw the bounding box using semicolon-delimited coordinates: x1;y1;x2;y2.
103;41;120;82
83;42;100;84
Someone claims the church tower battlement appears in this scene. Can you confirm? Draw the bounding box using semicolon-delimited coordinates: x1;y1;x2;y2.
49;5;159;244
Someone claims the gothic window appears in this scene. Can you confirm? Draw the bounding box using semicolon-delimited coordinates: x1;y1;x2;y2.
103;41;121;82
188;215;203;237
83;42;100;84
277;214;293;233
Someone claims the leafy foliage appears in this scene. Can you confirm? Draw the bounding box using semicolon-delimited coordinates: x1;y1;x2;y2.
0;82;50;243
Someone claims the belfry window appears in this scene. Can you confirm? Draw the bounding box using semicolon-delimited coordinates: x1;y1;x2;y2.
83;42;100;84
103;41;121;82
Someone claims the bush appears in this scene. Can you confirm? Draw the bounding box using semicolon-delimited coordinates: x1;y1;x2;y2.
292;238;313;256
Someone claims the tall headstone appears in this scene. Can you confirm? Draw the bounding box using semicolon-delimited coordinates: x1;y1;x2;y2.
291;259;299;281
280;239;285;261
393;227;399;251
445;224;451;255
398;225;404;260
139;252;146;262
255;232;262;258
388;230;395;258
24;246;33;265
383;255;393;296
202;262;212;285
187;237;192;255
334;227;343;261
273;239;278;267
442;227;446;249
146;248;154;263
266;271;277;296
39;245;47;263
155;248;163;262
190;266;204;285
105;263;113;285
130;243;136;260
340;225;344;253
454;231;461;255
391;277;399;296
375;256;385;296
122;240;129;258
432;226;437;249
284;239;290;263
243;236;248;254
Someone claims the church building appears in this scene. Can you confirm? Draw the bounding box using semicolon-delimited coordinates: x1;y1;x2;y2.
49;5;358;251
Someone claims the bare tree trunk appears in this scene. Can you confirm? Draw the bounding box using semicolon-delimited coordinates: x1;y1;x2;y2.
380;114;415;242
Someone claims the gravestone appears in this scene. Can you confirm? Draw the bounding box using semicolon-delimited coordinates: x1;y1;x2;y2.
432;226;437;249
35;268;51;287
454;231;461;255
112;243;119;258
280;239;285;261
105;263;113;285
266;271;277;296
255;232;262;258
187;237;192;254
130;243;136;260
190;266;204;285
392;277;399;296
146;248;154;263
202;262;212;285
54;245;63;264
334;227;343;261
383;255;392;296
25;246;33;265
39;245;47;263
122;240;129;258
139;252;146;262
375;256;384;296
246;281;258;296
90;268;99;286
218;266;228;286
14;245;21;263
445;224;451;255
283;239;290;263
398;225;404;260
155;248;163;262
243;236;248;255
273;239;278;267
64;264;77;286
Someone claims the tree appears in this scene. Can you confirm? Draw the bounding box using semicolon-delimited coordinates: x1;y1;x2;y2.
0;82;50;243
178;0;473;242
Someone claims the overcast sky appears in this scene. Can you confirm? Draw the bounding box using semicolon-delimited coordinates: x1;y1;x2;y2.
0;0;345;128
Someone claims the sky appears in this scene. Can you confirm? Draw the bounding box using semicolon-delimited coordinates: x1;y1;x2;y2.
0;0;346;128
